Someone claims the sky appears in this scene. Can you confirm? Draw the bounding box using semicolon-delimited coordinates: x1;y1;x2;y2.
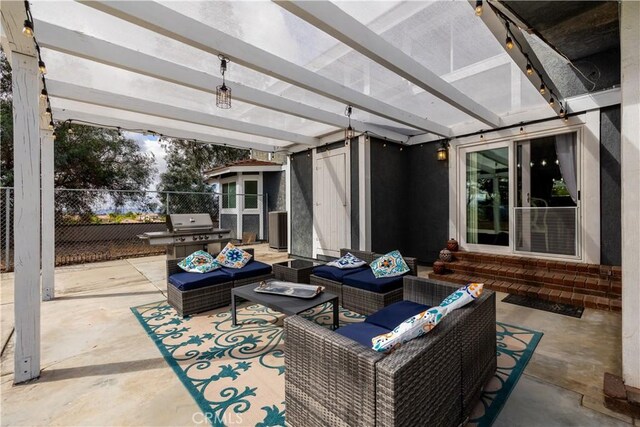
124;131;166;191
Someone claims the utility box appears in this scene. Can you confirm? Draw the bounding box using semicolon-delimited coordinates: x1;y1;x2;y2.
268;211;288;250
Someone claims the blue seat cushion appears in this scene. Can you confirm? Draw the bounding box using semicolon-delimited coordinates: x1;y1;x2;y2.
312;265;367;282
342;269;406;294
168;269;231;292
365;300;430;330
219;260;272;280
335;322;391;348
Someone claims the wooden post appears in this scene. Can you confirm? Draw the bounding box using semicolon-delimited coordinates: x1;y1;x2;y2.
11;51;42;383
41;129;55;301
620;0;640;389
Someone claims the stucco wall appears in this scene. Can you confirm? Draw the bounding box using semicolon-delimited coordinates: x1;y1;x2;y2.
600;105;622;266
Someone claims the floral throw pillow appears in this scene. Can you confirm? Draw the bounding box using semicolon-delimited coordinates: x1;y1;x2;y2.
370;250;409;278
178;250;219;274
371;283;483;353
326;252;367;269
215;242;252;269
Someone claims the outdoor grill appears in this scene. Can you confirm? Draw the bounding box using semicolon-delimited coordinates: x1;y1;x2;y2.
138;213;232;259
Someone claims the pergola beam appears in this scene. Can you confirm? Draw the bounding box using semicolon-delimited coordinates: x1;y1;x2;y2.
34;20;408;143
78;0;451;137
47;80;318;146
472;1;561;115
52;106;285;153
275;0;501;128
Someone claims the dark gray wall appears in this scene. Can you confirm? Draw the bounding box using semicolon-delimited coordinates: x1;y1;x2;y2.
406;142;450;264
290;152;313;258
263;171;286;212
369;138;410;255
600;105;621;266
220;214;237;239
368;137;450;264
350;140;359;250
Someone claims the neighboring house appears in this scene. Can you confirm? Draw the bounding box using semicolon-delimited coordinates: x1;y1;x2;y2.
204;159;286;241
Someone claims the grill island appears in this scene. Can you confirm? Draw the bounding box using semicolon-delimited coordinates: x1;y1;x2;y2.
138;213;232;259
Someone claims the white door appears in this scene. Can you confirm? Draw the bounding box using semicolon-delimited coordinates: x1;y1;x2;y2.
313;148;350;258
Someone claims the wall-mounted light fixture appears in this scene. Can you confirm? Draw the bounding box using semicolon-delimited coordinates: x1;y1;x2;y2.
437;140;450;161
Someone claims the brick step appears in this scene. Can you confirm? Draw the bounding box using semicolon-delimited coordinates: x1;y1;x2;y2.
429;272;621;312
449;251;622;280
440;260;621;297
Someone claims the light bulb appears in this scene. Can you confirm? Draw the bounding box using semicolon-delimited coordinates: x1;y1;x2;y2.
539;83;546;95
505;36;514;50
48;121;54;130
559;108;565;118
40;89;48;100
22;20;34;37
475;0;483;16
38;60;47;74
549;97;555;106
526;63;533;76
519;127;524;134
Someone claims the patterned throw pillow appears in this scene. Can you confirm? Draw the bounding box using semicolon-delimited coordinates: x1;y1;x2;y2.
370;250;409;278
215;242;252;269
178;250;219;274
371;283;484;353
326;252;367;269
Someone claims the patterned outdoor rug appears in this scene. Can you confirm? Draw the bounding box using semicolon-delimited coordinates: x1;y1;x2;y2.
132;301;542;427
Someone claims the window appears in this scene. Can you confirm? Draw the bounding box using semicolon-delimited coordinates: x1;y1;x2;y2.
244;180;258;209
222;182;236;209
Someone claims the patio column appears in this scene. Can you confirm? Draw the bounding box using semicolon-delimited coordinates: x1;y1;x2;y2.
11;51;42;383
620;0;640;389
41;129;55;301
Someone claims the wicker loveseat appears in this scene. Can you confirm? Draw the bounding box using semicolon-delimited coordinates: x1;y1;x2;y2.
284;276;496;427
309;248;418;315
166;248;274;316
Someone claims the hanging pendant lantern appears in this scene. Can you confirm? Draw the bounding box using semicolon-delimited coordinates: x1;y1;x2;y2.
344;105;355;141
216;55;232;109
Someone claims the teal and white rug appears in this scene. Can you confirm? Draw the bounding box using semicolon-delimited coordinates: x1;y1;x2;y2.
132;301;542;427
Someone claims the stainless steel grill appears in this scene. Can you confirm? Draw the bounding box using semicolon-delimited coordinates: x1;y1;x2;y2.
138;213;232;259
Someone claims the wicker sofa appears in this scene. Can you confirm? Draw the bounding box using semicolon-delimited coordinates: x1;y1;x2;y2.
284;276;496;427
309;248;418;315
166;248;274;316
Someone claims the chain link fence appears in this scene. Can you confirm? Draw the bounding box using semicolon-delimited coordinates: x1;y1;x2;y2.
0;187;224;272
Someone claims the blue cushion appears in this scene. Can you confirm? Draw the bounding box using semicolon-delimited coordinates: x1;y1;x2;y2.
312;265;367;282
342;268;406;294
335;322;391;348
365;300;431;330
168;269;231;292
219;260;272;280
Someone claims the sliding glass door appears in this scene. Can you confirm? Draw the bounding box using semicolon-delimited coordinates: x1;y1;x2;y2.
460;132;579;257
463;143;511;249
515;133;579;256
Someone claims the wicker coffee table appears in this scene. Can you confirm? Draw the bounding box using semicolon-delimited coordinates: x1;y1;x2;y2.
231;282;339;330
272;259;321;284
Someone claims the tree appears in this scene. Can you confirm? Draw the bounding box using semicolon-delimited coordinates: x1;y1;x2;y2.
0;48;156;219
157;138;248;213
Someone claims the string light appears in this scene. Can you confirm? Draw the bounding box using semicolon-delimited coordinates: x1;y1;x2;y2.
526;62;533;76
519;126;524;134
475;0;483;16
549;97;555;106
40;88;48;100
38;60;46;74
559;108;565;118
539;81;546;95
48;121;54;130
505;23;514;50
45;107;52;118
22;20;34;37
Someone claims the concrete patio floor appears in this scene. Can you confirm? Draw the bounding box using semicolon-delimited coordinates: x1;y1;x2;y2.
0;244;635;426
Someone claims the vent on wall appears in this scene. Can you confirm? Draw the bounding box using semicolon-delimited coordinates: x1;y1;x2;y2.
269;211;288;250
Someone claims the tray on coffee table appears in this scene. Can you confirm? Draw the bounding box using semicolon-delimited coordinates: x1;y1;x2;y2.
254;280;324;299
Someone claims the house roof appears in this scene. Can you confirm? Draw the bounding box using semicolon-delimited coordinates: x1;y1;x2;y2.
204;159;284;179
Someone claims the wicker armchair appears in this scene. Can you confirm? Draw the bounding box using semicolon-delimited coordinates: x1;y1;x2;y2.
309;248;377;306
167;248;274;316
284;276;497;427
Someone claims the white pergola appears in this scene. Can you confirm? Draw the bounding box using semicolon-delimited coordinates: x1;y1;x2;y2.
1;0;638;391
